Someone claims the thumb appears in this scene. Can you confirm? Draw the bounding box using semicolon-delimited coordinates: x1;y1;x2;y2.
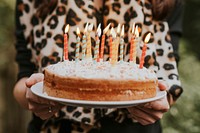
158;80;168;91
26;73;44;88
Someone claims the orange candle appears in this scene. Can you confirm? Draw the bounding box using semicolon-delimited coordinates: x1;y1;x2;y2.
100;34;105;60
64;24;69;60
130;37;134;62
110;27;117;66
109;36;113;62
139;33;151;68
130;23;135;62
100;23;111;61
109;27;115;62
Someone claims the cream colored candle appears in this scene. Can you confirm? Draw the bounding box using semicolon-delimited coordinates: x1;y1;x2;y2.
130;23;135;62
100;23;111;61
75;27;81;62
110;27;117;66
114;24;121;63
86;23;93;60
119;25;125;63
94;24;101;63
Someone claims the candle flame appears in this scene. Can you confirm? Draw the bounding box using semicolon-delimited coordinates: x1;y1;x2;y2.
96;23;102;37
103;23;111;34
110;27;116;38
120;25;124;37
144;33;151;43
96;24;101;37
65;24;69;33
135;26;139;38
131;23;135;34
88;23;94;32
76;27;80;35
117;24;121;34
84;23;89;33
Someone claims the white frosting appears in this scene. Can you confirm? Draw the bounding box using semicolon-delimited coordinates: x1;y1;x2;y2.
46;60;157;80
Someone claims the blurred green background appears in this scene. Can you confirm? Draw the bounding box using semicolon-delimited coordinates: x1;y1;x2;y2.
0;0;200;133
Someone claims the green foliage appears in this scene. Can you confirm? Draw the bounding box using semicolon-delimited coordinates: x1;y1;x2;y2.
0;0;15;45
0;0;15;68
183;0;200;60
158;2;200;131
162;40;200;133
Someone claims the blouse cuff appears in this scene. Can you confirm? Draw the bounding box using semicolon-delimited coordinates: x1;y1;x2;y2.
167;85;183;106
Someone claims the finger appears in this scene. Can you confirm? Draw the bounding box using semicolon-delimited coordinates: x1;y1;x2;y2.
34;111;54;120
26;73;44;88
28;101;49;112
143;97;169;111
128;107;156;124
34;106;60;120
29;101;63;114
131;114;151;125
132;115;155;125
26;88;50;104
151;97;169;111
158;80;168;91
136;106;164;120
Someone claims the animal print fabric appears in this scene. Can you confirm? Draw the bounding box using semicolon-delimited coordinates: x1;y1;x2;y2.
16;0;183;132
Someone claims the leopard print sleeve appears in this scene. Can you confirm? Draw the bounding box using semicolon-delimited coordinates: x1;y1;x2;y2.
141;1;183;105
15;0;37;80
153;21;183;105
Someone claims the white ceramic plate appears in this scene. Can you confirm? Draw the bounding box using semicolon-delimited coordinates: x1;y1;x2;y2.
31;82;166;108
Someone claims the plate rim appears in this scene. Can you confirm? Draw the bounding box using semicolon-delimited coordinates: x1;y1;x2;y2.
31;82;166;108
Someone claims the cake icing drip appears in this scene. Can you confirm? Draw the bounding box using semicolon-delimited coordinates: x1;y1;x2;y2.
46;60;157;80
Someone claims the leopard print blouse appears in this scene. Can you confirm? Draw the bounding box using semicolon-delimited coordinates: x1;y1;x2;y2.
16;0;183;132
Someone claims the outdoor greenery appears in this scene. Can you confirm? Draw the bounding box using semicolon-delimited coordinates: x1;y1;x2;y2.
162;40;200;133
0;0;200;133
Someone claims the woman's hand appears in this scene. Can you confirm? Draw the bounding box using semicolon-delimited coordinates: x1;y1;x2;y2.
25;73;64;120
127;81;170;125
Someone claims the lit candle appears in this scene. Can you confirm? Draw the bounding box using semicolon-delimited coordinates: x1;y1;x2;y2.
82;23;89;60
64;24;69;60
110;27;117;65
86;23;93;60
139;33;151;68
132;23;135;33
120;25;125;63
133;26;139;63
100;23;111;61
75;27;81;62
109;27;114;62
94;24;102;63
130;23;135;62
113;24;121;64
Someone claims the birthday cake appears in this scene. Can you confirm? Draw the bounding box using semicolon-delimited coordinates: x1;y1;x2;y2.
43;23;158;101
43;60;158;101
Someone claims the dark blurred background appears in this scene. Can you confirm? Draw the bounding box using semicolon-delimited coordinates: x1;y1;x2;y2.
0;0;200;133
